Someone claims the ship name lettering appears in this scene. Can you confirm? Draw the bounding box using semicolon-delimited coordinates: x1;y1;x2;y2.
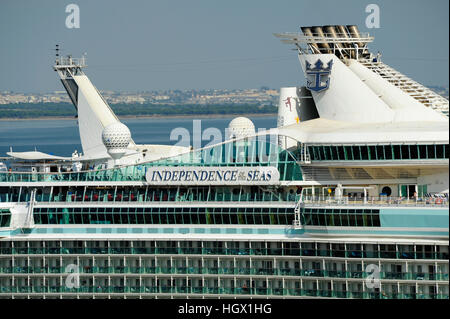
147;167;277;184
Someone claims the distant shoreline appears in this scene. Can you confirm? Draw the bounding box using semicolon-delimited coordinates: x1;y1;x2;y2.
0;113;277;121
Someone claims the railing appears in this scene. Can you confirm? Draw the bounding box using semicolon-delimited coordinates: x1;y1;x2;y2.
1;266;448;281
0;157;301;184
274;32;374;43
301;196;449;207
55;56;86;68
3;192;447;207
2;247;448;261
0;191;299;204
0;168;146;183
1;285;447;299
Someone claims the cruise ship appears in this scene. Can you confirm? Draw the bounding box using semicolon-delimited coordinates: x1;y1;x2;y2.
0;25;448;299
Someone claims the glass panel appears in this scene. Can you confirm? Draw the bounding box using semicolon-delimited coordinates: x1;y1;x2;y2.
427;145;436;159
337;146;345;160
436;144;444;159
369;146;377;160
418;145;427;159
317;212;326;226
347;209;356;226
344;146;353;160
409;145;419;159
308;146;315;160
324;146;332;160
333;211;342;226
331;146;338;160
355;210;363;226
350;146;360;160
376;146;384;160
384;145;393;160
360;146;368;160
393;145;401;160
401;145;410;160
340;209;350;226
319;146;326;161
313;146;319;160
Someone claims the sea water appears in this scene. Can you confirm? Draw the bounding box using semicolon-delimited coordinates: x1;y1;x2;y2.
0;116;276;157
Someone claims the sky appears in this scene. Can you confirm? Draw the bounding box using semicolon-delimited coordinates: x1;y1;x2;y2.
0;0;448;93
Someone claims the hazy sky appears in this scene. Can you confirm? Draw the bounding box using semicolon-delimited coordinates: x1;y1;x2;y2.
0;0;448;92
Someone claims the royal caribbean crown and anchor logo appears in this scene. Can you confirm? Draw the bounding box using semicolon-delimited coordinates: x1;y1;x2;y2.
305;59;333;92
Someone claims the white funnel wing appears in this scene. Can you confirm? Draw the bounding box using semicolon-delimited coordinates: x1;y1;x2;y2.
299;54;395;123
71;75;135;157
347;60;447;122
277;87;300;127
277;87;319;128
72;75;119;126
75;86;108;156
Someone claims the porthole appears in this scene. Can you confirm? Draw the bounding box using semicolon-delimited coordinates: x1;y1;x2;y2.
381;186;392;196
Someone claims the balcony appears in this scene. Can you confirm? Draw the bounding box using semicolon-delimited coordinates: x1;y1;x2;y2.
302;269;324;277
0;285;447;299
325;270;346;278
381;272;407;280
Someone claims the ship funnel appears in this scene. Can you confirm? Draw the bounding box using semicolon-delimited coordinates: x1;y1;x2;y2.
54;54;135;158
346;25;362;40
300;27;320;53
346;25;368;58
336;25;350;39
312;26;332;53
277;24;374;60
335;25;351;49
323;25;338;38
323;25;345;58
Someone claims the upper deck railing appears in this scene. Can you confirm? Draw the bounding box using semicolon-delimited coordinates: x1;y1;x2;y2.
1;190;448;208
0;166;147;183
274;32;374;44
0;138;303;183
301;195;449;208
54;55;87;69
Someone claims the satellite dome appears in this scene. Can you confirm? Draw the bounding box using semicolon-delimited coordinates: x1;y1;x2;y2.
102;122;131;159
227;117;255;139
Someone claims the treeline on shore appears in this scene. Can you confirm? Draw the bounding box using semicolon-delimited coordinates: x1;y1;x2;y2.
0;103;277;118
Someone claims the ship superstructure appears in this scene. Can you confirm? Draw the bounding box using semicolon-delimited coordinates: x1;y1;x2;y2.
0;25;448;299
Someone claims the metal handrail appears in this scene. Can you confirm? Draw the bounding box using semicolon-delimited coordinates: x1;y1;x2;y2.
301;195;449;207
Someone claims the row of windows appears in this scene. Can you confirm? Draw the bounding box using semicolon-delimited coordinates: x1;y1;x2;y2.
0;210;11;228
33;207;294;214
301;208;380;227
1;240;444;252
308;144;449;161
303;208;379;215
1;241;447;260
33;207;295;225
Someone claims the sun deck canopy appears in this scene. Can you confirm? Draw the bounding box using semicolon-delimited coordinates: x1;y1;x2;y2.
276;118;449;145
6;151;72;161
